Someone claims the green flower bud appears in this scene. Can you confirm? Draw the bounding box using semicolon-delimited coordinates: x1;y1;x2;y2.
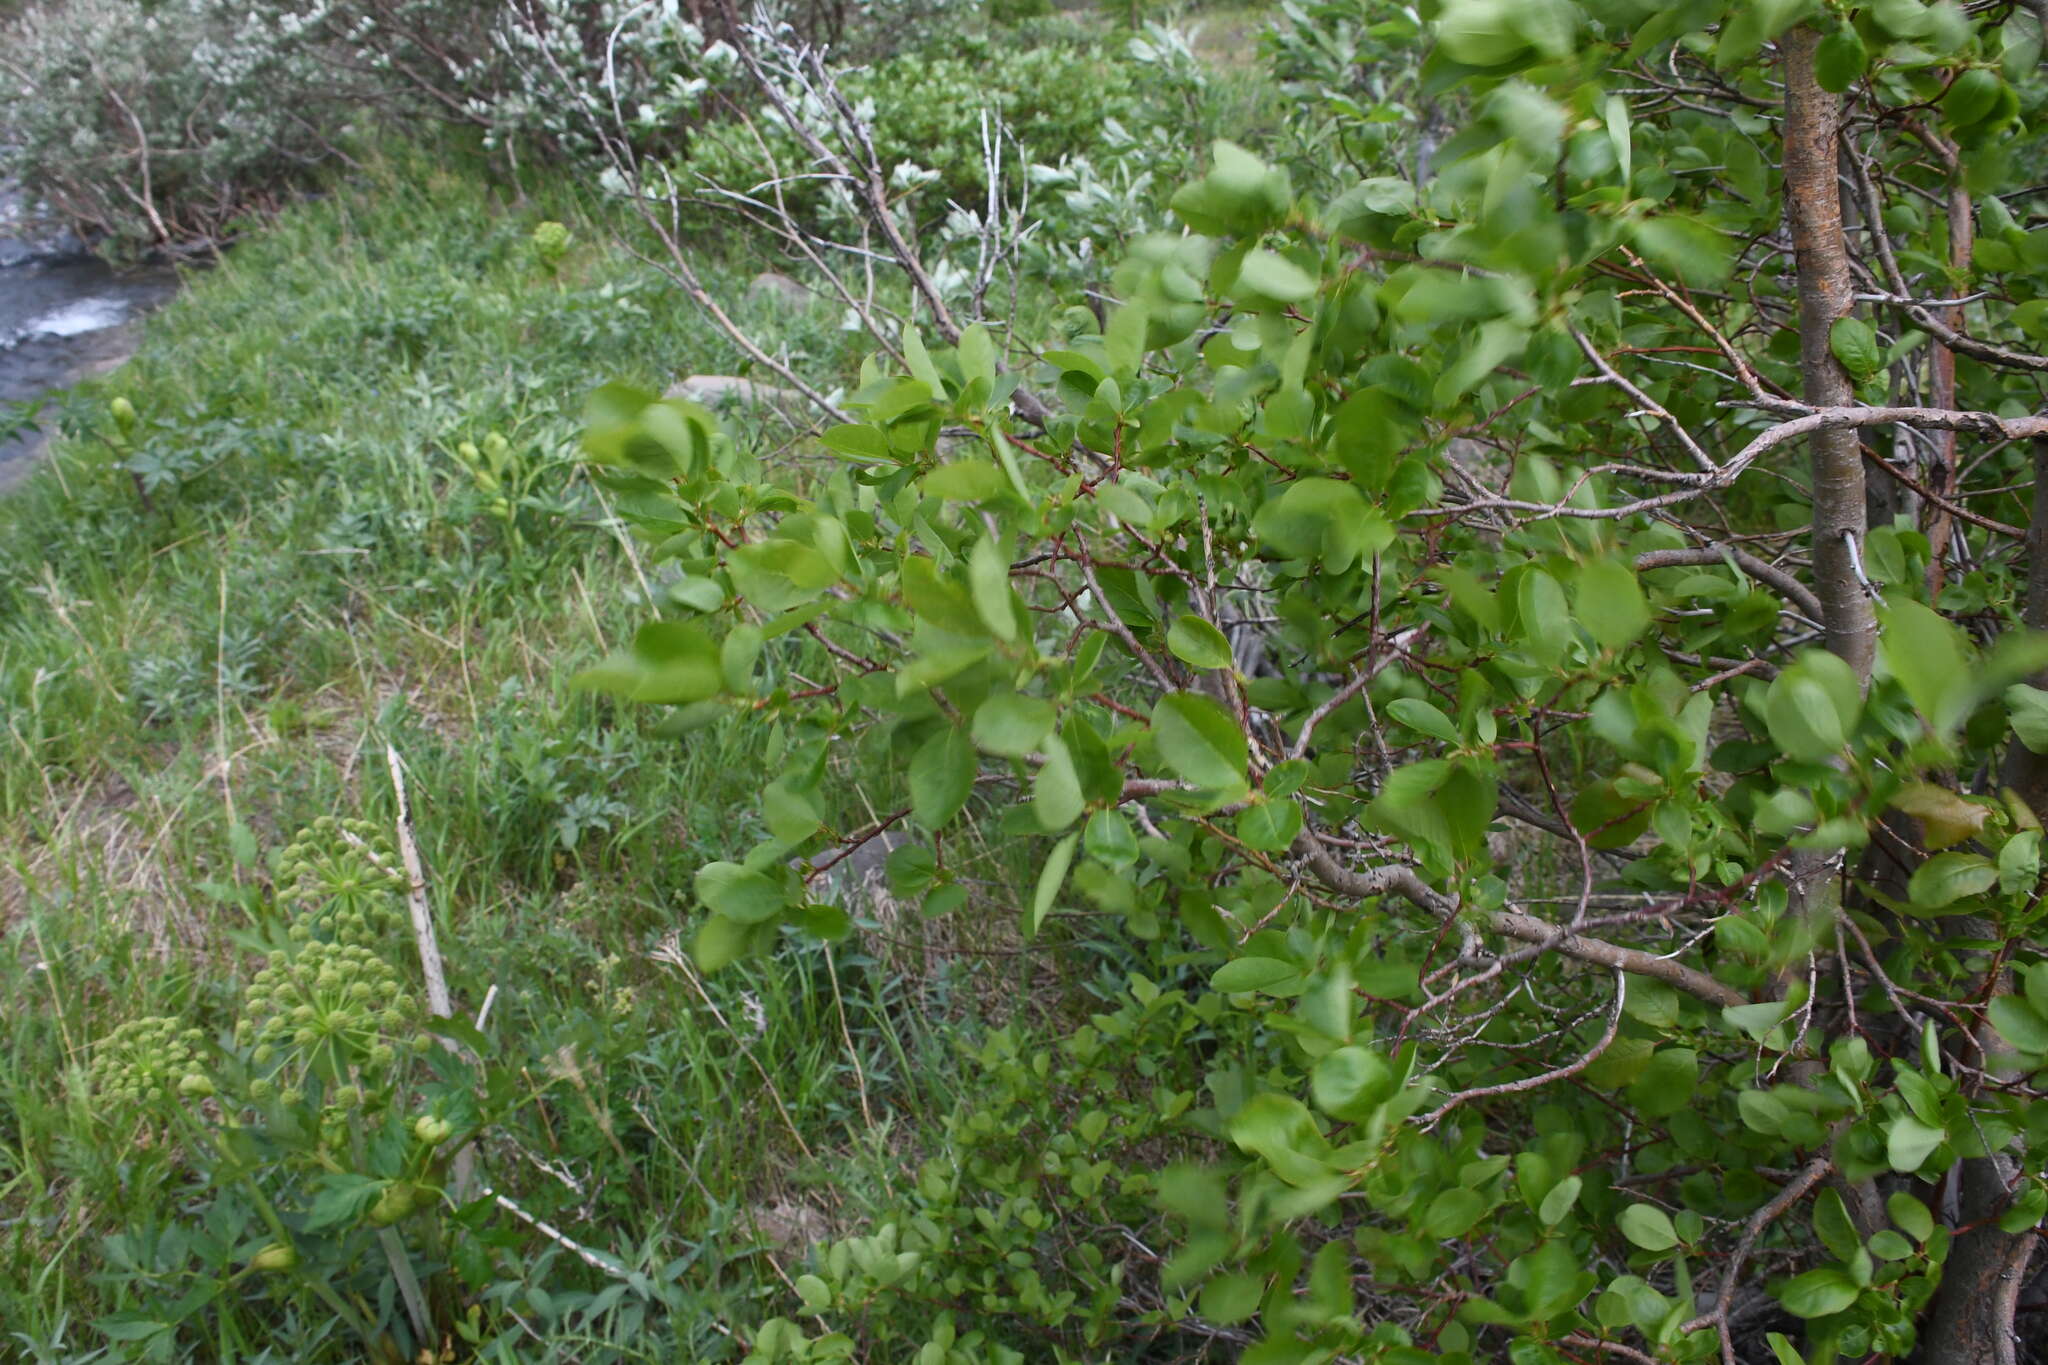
249;1241;298;1272
110;396;137;434
177;1072;215;1099
367;1182;418;1226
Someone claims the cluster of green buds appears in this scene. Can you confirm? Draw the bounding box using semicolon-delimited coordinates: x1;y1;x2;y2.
90;1015;213;1114
452;432;519;520
530;220;571;274
277;817;406;941
238;939;428;1107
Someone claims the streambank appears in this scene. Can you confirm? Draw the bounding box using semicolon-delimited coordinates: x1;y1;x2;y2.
0;183;179;483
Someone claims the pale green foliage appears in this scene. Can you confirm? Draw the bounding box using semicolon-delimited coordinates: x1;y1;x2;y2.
0;0;370;247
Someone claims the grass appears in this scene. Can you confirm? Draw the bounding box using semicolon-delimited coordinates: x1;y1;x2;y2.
0;142;1012;1360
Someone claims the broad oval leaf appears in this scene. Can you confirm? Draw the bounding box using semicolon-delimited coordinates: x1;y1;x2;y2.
1150;692;1249;792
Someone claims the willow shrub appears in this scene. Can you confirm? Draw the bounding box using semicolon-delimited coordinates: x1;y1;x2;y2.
576;2;2048;1361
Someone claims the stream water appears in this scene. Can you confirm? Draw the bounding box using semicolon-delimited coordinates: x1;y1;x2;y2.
0;182;179;486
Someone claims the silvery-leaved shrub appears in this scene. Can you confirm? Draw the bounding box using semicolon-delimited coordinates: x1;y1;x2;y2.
0;0;362;250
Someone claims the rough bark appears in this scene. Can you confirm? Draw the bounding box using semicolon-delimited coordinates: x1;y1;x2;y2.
1778;22;1896;1264
1783;25;1878;676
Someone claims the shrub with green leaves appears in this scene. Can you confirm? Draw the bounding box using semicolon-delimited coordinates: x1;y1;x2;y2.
578;3;2048;1361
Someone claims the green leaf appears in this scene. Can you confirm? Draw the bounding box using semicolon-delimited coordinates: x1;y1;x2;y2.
1998;1181;2047;1234
1764;651;1862;761
1084;810;1139;866
1628;215;1731;285
1830;317;1883;380
1988;995;2048;1054
1814;26;1867;92
972;694;1057;758
968;536;1018;642
1310;1045;1392;1119
1604;93;1631;190
1887;1192;1933;1242
1233;249;1318;305
1388;698;1460;744
821;423;892;462
795;1274;832;1311
1886;1115;1946;1173
1779;1268;1858;1319
696;862;786;924
96;1317;172;1344
1167;615;1235;671
1151;692;1249;792
909;727;976;829
2001;830;2042;894
1626;1047;1698;1117
1943;68;2002;129
1515;568;1571;665
1882;597;1973;734
1252;477;1392;574
693;912;757;972
762;781;821;842
1723;995;1799;1043
1228;1091;1330;1186
957;324;996;390
1618;1204;1678;1252
1033;735;1085;831
721;624;764;695
1813;1189;1860;1262
1028;833;1078;937
1715;0;1814;71
1576;557;1651;649
1171;140;1292;237
2006;684;2048;753
1506;1239;1593;1321
1236;798;1303;852
902;325;944;394
1199;1272;1264;1325
924;459;1011;502
1906;851;1998;913
1538;1174;1583;1228
574;620;723;704
899;555;985;635
1423;1188;1486;1238
1213;957;1302;993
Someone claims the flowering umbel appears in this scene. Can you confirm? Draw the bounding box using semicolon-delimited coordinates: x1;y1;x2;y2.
89;1015;212;1114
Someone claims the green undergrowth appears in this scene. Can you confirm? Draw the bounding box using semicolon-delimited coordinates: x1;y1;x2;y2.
0;145;1052;1360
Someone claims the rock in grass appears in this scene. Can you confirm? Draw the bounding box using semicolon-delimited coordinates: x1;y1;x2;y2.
746;271;811;308
664;375;804;411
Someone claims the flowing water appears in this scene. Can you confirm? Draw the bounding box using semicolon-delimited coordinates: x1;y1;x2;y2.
0;182;179;486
